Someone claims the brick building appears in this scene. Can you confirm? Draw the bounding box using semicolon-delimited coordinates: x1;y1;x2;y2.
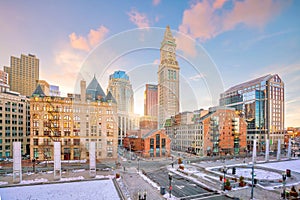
123;129;171;158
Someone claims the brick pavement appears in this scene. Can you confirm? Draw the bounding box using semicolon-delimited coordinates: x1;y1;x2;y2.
119;167;165;200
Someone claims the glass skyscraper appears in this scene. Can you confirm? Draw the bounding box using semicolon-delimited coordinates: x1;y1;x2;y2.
220;74;284;152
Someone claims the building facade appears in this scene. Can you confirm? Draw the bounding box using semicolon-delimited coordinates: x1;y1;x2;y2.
220;74;284;152
4;54;39;97
123;129;171;158
202;107;247;156
0;91;30;158
165;107;247;156
0;70;9;93
30;78;118;161
107;71;138;145
158;26;180;128
165;111;204;155
144;84;158;117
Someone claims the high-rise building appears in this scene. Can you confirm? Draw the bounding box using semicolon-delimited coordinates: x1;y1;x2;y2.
0;91;30;158
4;54;39;96
49;85;61;97
107;71;134;114
158;26;180;128
0;69;9;92
107;70;138;145
144;84;158;117
30;78;118;160
219;74;284;152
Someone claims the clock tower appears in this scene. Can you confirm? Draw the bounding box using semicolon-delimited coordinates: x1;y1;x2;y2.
158;25;180;128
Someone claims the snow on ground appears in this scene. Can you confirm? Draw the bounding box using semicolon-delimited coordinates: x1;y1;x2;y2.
21;178;48;184
138;171;160;191
60;176;84;181
0;179;120;200
235;168;281;180
257;159;300;173
0;182;8;185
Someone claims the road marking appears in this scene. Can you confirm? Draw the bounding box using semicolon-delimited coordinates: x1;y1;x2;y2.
175;185;185;189
192;194;224;200
179;192;213;199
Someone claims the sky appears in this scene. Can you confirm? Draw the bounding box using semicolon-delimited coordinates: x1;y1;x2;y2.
0;0;299;127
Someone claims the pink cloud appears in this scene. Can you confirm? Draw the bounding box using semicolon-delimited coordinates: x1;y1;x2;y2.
178;0;290;56
69;33;90;51
213;0;227;9
176;33;197;57
223;0;288;31
127;8;150;29
88;26;109;47
153;0;161;6
179;0;219;41
69;25;109;52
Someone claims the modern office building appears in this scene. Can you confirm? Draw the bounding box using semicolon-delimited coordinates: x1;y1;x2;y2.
158;26;180;128
0;91;30;158
107;71;138;145
219;74;284;151
4;54;39;96
107;71;134;114
144;84;158;117
30;78;118;161
49;85;61;97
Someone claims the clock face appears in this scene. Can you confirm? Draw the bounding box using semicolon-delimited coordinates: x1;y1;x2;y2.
168;47;174;52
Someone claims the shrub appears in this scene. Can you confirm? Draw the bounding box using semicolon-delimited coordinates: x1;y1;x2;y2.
116;173;120;179
179;165;184;170
178;158;182;164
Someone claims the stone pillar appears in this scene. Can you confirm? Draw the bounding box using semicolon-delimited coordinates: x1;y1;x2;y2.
252;139;257;163
54;142;61;180
13;142;22;183
89;142;96;178
287;138;292;159
276;139;281;161
265;139;269;162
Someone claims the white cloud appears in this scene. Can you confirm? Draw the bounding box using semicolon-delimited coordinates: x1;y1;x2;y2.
127;8;150;29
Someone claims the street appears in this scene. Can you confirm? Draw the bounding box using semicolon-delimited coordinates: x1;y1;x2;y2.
146;168;232;200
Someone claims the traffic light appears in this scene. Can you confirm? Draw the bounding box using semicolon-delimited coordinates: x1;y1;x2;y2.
232;167;236;175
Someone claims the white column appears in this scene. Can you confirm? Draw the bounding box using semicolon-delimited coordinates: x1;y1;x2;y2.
276;139;281;161
54;142;61;180
287;138;292;159
252;139;257;163
265;139;269;162
13;142;22;183
89;142;96;178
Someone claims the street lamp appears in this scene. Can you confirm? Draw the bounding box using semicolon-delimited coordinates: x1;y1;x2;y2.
223;166;228;191
282;172;287;199
137;157;140;172
168;172;173;198
251;164;255;200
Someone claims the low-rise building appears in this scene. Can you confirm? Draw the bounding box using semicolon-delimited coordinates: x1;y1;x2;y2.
30;78;118;161
123;129;171;158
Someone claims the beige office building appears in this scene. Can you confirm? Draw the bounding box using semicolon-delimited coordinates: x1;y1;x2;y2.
4;54;39;96
158;26;180;128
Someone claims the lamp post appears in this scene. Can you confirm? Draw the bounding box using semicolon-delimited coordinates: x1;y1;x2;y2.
250;163;256;200
282;172;287;199
168;172;172;198
223;166;227;191
137;157;140;172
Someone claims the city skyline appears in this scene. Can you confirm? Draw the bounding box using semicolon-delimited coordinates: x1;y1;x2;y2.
0;0;299;127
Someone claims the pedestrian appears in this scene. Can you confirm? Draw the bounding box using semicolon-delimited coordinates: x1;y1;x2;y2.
123;166;125;171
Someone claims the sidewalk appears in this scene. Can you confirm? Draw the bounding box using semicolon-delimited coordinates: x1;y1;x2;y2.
118;167;165;200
